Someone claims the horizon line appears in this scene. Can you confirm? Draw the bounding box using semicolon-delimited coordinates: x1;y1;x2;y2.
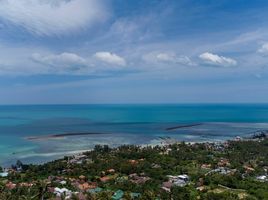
0;102;268;106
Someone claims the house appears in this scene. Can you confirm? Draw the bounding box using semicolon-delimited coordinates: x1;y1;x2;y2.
201;164;211;170
60;180;67;185
167;174;189;183
174;179;187;187
162;174;190;191
5;182;16;190
19;182;33;187
107;168;115;174
79;175;86;180
170;175;190;187
48;187;55;193
196;186;206;192
129;173;150;184
100;176;111;182
206;167;234;175
217;158;230;167
244;165;255;173
74;154;87;160
131;192;141;199
112;190;124;200
88;187;103;194
54;187;73;199
78;182;97;191
161;181;173;192
256;175;267;182
128;160;138;165
177;175;189;182
68;154;87;164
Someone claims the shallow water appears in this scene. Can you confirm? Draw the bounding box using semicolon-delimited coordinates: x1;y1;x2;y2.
1;104;268;166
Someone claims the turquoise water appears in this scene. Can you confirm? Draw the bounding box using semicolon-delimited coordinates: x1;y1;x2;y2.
1;104;268;166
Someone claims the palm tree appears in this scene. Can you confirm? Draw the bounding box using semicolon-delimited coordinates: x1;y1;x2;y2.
31;180;50;200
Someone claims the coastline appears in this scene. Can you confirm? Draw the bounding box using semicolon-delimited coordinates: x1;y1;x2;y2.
2;135;215;167
1;122;268;167
5;132;266;168
1;134;268;199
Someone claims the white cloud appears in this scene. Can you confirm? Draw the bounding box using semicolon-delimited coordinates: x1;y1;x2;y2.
199;52;237;67
0;48;129;75
94;52;126;66
143;52;195;66
258;43;268;55
0;0;107;36
31;52;88;69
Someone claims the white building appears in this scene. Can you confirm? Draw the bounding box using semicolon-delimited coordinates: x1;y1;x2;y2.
54;187;72;199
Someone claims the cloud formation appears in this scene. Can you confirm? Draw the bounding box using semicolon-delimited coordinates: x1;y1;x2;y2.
258;43;268;55
94;52;126;66
143;52;195;66
0;0;107;36
31;52;89;71
199;52;237;67
0;50;129;75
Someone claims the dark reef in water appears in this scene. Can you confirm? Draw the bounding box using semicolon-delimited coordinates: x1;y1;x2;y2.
26;132;111;140
166;123;203;131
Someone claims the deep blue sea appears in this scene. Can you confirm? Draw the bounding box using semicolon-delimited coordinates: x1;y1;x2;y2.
1;104;268;166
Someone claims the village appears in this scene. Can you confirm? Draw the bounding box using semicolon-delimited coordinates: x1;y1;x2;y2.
1;136;268;199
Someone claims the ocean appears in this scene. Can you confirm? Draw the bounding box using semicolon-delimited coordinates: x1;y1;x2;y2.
1;104;268;166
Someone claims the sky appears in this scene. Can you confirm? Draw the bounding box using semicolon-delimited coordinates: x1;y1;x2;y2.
0;0;268;104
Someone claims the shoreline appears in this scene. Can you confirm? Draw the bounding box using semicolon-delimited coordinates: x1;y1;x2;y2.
1;128;266;167
2;133;268;199
1;136;220;167
4;133;265;167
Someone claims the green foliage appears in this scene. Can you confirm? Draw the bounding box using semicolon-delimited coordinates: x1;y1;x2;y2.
1;139;268;199
201;191;240;200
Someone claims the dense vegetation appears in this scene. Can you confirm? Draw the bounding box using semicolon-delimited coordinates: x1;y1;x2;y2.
1;138;268;199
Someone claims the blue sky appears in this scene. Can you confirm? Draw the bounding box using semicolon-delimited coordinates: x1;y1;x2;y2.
0;0;268;104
